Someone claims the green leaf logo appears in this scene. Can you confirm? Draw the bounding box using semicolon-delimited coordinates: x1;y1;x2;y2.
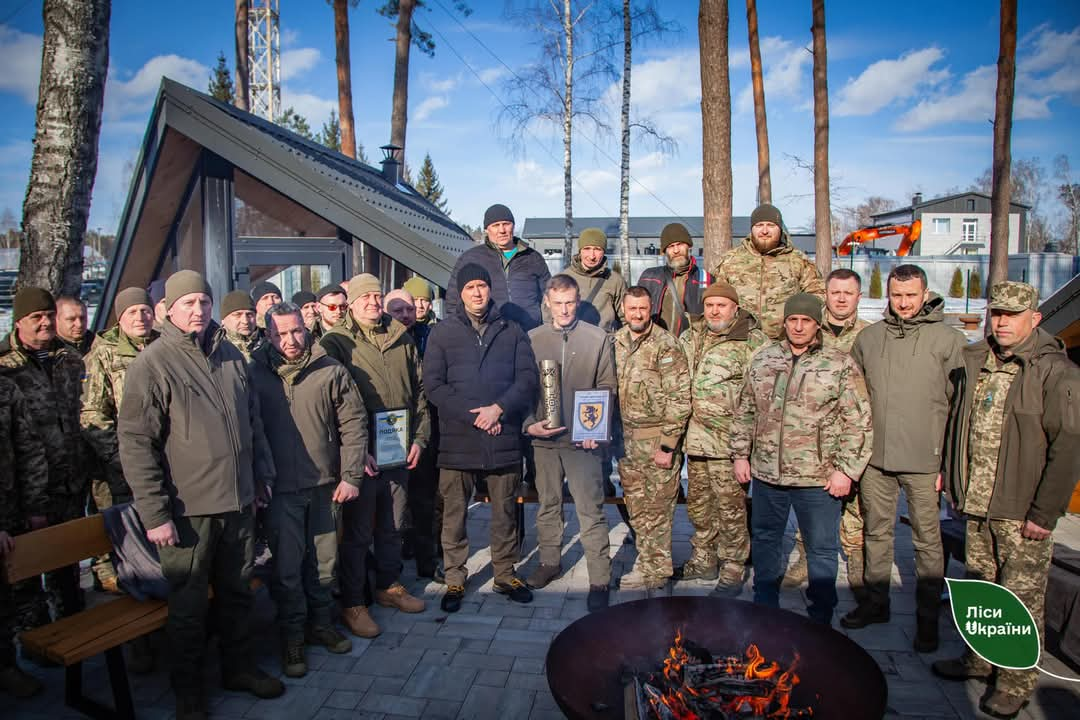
946;578;1040;670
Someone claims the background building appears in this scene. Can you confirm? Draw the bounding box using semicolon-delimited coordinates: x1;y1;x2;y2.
870;192;1030;255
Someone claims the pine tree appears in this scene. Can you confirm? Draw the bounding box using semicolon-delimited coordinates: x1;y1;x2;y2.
208;51;235;104
869;263;883;299
969;270;983;299
414;152;448;213
276;107;314;140
319;110;342;152
948;267;964;298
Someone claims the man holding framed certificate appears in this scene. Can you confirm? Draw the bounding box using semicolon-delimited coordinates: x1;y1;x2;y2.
320;273;430;637
524;274;617;611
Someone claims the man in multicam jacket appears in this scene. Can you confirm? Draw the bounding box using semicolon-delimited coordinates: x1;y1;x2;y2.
677;281;766;596
0;376;48;699
731;293;872;625
0;288;86;628
932;281;1080;720
613;286;691;591
79;287;159;671
712;203;824;340
784;268;871;594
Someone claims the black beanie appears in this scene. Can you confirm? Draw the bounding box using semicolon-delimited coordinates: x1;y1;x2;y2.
292;290;317;306
660;223;693;251
751;203;784;228
250;281;282;303
316;283;346;301
13;287;56;322
457;263;492;295
114;287;153;319
222;289;255;318
483;203;515;229
783;293;823;324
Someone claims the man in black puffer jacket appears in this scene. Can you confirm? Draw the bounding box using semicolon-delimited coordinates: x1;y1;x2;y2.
423;263;539;613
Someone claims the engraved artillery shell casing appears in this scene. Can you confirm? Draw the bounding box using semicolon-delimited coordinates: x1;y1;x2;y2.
539;359;562;428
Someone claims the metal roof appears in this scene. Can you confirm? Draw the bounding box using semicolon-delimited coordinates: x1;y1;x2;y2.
1039;272;1080;336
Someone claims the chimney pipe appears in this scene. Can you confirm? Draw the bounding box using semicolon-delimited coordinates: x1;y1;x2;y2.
380;144;402;185
912;192;923;207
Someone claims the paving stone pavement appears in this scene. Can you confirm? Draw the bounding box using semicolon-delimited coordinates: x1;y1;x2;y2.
7;500;1079;719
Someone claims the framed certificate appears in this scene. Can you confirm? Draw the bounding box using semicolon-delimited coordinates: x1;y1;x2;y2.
571;389;612;443
374;408;410;469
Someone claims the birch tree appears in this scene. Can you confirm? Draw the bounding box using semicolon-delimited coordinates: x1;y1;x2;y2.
19;0;111;295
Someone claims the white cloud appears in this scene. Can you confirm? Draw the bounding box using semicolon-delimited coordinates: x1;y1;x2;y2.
477;66;509;85
734;37;811;115
413;96;449;122
895;64;1050;132
280;48;321;82
422;72;461;93
281;90;336;126
0;26;42;103
834;48;949;116
282;28;301;48
514;159;561;198
1018;24;1080;75
106;54;209;119
619;50;701;116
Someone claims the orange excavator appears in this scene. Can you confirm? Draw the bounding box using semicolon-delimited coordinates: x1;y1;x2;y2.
836;220;921;257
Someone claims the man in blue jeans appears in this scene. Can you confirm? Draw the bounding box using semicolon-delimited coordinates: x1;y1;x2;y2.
730;294;873;624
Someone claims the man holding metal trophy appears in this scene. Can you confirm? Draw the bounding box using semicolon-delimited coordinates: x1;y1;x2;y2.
525;275;617;611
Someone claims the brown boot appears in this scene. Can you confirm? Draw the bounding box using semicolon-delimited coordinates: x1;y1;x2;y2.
342;606;381;638
375;583;425;613
99;576;120;594
980;690;1028;720
782;548;808;588
0;665;43;699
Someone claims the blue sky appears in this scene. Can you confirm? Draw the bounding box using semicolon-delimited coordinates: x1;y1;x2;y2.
1;0;1078;237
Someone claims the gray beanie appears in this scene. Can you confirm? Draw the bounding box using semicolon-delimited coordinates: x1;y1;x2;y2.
115;287;153;319
165;270;213;309
222;290;255;318
783;293;823;323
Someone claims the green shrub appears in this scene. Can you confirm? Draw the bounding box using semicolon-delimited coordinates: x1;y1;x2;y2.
948;268;964;298
968;270;982;299
869;264;883;299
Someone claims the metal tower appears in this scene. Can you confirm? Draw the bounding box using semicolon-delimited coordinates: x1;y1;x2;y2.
248;0;280;121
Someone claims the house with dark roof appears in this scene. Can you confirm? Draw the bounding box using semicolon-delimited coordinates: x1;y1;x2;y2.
520;216;817;257
870;192;1031;255
95;78;472;330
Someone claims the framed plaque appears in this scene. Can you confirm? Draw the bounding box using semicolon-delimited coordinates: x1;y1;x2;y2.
374;408;410;469
571;389;612;443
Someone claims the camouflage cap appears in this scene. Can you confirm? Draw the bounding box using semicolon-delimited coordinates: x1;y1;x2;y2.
988;281;1038;312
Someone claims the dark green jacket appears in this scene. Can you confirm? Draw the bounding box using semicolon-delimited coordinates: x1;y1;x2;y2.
943;328;1080;530
320;313;430;449
852;294;966;474
250;342;368;493
118;319;276;529
0;376;49;531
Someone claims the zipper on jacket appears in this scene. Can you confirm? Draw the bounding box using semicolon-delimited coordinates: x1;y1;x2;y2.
204;352;243;512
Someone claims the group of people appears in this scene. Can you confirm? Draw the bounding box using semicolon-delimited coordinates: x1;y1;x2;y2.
0;200;1077;720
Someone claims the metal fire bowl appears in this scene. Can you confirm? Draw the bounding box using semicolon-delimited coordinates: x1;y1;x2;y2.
545;596;887;720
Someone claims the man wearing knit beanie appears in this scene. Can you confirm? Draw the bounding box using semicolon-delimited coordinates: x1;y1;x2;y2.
320;272;429;634
444;203;550;331
638;222;712;337
81;287;159;624
315;283;348;333
221;289;263;361
402;276;436;327
148;279;168;329
118;268;282;711
676;280;766;595
562;227;628;333
291;290;319;333
250;281;282;329
730;290;872;626
0;287;86;631
712;203;824;340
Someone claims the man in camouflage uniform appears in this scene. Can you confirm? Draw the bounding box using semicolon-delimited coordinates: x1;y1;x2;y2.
80;288;159;671
677;281;766;596
784;268;871;595
221;289;265;360
932;282;1080;720
712;203;824;340
614;286;691;591
732;294;873;625
0;288;86;628
0;376;48;698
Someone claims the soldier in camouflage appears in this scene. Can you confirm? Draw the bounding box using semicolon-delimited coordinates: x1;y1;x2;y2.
0;376;48;698
676;281;766;596
0;288;86;630
785;269;871;595
731;293;873;624
712;203;825;340
613;286;691;591
80;288;159;670
220;290;265;360
932;282;1080;720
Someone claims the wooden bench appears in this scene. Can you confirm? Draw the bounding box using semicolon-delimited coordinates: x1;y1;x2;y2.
2;514;154;719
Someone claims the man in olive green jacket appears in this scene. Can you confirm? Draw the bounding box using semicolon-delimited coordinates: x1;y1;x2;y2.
321;273;429;637
252;303;367;677
556;228;627;332
842;264;966;655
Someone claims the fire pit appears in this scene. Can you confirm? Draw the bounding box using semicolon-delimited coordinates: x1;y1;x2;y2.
546;596;887;720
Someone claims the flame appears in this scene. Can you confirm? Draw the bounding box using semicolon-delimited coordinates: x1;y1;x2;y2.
647;630;809;720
